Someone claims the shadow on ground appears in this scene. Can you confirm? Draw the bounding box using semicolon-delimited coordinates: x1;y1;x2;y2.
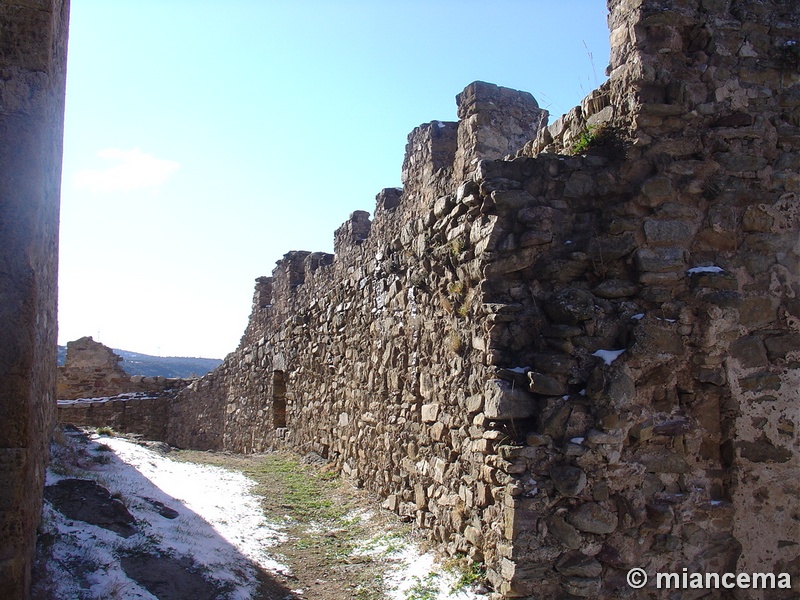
32;425;296;600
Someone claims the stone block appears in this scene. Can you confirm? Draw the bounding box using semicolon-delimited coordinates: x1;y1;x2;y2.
528;371;568;396
555;551;603;577
639;451;690;474
635;247;687;273
738;371;782;392
421;403;440;423
547;514;582;548
545;288;597;325
484;379;537;420
729;335;769;368
593;279;639;298
737;436;792;463
644;219;695;246
764;334;800;360
567;502;618;534
640;176;674;203
550;464;587;497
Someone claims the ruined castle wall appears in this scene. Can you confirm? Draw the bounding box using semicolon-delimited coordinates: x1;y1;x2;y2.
168;1;799;597
56;336;190;401
56;395;171;441
168;82;547;573
0;1;70;598
484;1;800;595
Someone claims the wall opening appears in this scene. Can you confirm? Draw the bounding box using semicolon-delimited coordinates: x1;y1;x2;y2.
272;370;287;429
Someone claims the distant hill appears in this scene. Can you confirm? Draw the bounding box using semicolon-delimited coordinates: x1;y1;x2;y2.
57;346;222;378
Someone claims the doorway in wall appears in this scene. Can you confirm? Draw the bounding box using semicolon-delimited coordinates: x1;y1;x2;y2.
272;370;287;429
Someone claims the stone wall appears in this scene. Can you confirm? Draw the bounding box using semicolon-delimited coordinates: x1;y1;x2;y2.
55;337;190;441
0;1;70;598
168;1;800;597
57;395;171;441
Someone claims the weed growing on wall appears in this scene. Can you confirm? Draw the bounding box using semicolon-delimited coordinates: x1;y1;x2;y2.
447;330;464;354
570;125;605;154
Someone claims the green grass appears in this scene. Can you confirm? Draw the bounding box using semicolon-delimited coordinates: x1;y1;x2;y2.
571;125;603;154
405;572;440;600
445;555;487;593
253;454;345;520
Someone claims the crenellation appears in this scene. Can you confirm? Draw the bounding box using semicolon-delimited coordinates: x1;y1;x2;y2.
36;0;800;597
164;1;800;594
454;81;548;183
333;210;372;256
375;186;403;212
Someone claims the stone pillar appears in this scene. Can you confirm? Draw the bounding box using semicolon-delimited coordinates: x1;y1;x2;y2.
0;1;70;598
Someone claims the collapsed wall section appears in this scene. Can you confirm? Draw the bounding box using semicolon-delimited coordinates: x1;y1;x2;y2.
0;1;70;598
56;336;191;401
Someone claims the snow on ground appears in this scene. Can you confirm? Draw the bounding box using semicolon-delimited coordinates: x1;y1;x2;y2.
38;431;289;600
37;429;489;600
99;436;290;576
382;545;486;600
353;533;486;600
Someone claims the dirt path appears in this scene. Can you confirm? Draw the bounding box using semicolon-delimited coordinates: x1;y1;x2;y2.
172;449;409;600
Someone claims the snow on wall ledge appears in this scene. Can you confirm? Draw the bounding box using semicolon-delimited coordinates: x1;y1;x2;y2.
146;1;800;597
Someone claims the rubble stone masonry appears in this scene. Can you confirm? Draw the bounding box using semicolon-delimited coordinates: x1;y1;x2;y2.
61;0;800;597
168;1;800;596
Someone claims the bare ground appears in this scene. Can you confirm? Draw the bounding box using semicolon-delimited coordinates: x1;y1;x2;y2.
172;448;414;600
32;427;488;600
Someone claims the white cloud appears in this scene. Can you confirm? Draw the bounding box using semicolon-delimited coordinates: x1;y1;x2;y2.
73;147;180;193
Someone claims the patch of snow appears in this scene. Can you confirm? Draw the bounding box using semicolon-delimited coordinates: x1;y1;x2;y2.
570;437;585;444
38;434;289;600
383;545;485;600
687;265;724;274
631;313;645;320
592;349;626;365
507;366;531;374
103;437;289;576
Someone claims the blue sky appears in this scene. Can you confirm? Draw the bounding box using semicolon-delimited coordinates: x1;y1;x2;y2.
58;1;610;358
